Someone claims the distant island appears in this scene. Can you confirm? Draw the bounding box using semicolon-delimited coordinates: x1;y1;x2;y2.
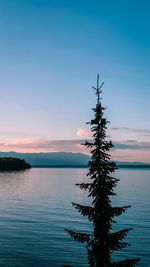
0;157;31;171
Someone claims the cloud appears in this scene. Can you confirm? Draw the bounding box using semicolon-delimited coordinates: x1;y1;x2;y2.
110;148;150;163
109;127;150;135
109;127;130;131
113;140;150;150
1;136;150;162
76;129;91;137
0;138;90;154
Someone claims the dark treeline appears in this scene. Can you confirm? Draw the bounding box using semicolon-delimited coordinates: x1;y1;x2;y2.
0;157;31;171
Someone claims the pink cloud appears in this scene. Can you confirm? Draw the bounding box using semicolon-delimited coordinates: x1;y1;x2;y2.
110;149;150;163
0;137;150;162
0;138;90;154
76;129;91;137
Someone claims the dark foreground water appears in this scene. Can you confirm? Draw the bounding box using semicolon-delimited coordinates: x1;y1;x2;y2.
0;168;149;266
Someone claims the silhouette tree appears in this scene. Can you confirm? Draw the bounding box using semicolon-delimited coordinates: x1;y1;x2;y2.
65;75;140;266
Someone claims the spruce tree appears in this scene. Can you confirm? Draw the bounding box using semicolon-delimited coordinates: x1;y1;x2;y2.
65;75;140;267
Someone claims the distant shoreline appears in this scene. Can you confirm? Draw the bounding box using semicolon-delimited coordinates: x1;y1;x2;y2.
31;164;150;169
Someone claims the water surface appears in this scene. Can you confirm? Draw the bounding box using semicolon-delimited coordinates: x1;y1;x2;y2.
0;168;149;266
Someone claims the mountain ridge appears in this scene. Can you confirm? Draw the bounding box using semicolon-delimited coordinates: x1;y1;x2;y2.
0;152;149;166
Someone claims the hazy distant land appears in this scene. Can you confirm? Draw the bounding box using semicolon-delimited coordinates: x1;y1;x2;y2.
0;152;149;168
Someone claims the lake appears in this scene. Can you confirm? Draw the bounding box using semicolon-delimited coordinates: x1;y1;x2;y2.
0;168;149;266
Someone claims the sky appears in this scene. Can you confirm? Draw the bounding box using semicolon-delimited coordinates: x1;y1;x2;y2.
0;0;150;162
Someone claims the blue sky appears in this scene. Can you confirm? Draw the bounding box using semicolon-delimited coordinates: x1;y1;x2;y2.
0;0;150;161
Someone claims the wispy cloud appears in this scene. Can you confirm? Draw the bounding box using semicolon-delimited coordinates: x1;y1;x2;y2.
109;127;150;135
109;127;130;131
113;140;150;150
0;138;89;154
1;137;150;153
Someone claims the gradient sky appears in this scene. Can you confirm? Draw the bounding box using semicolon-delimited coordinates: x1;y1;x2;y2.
0;0;150;162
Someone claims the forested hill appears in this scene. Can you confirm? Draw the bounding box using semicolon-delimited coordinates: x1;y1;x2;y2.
0;157;31;170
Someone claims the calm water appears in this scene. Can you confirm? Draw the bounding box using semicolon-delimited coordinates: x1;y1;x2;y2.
0;168;149;266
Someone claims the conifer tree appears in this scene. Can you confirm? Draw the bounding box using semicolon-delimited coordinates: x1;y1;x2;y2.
65;75;140;266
